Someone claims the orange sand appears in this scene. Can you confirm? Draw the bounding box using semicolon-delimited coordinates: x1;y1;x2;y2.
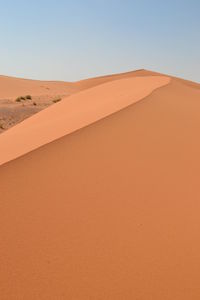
0;71;200;299
0;75;76;98
0;75;169;166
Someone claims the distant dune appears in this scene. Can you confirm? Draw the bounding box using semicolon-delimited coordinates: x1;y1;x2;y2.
0;70;200;299
0;75;76;98
0;75;74;132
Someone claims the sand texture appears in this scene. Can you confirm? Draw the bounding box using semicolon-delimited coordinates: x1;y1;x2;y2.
0;71;200;299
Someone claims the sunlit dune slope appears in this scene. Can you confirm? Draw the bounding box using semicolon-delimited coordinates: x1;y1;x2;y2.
0;75;169;166
74;69;162;90
0;69;161;99
0;70;166;133
1;69;198;100
0;75;200;299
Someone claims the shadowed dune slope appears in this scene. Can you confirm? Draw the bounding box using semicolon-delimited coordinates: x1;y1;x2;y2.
0;75;169;166
0;77;200;299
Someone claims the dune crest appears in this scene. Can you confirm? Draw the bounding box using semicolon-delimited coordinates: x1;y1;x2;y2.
0;75;170;166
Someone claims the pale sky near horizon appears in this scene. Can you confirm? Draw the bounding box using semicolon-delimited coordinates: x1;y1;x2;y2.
0;0;199;82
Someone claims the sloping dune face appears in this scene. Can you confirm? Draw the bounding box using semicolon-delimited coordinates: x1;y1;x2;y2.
0;76;169;166
0;69;161;99
74;69;162;90
1;76;200;299
0;70;165;133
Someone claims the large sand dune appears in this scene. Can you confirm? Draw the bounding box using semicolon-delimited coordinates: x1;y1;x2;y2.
0;69;159;99
0;75;169;166
0;69;161;133
0;71;200;299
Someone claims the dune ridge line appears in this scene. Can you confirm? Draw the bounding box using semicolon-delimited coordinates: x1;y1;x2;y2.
0;75;170;166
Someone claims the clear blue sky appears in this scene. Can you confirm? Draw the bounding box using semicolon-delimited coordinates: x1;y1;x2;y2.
1;0;199;82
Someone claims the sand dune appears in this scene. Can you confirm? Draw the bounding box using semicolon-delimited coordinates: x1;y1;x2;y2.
0;75;76;98
0;75;76;133
0;69;159;99
74;69;163;90
1;71;200;299
0;75;169;166
0;69;160;133
1;68;197;101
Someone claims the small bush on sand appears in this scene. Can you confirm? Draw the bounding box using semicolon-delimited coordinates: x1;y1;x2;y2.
52;98;61;103
16;97;23;102
16;95;32;102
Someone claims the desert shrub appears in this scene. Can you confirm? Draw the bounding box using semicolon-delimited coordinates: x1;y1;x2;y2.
16;96;25;102
16;95;32;102
52;98;61;103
